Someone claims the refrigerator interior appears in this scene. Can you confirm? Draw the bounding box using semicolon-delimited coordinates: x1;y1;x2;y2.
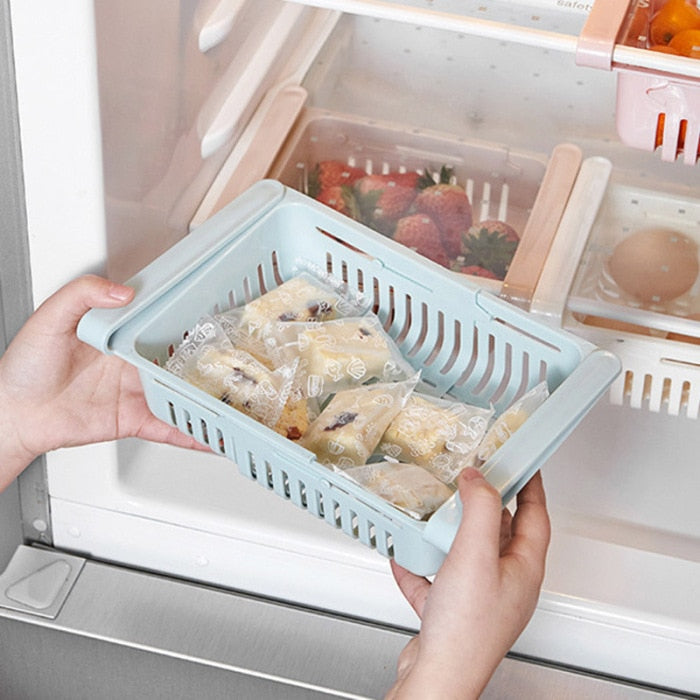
8;0;700;694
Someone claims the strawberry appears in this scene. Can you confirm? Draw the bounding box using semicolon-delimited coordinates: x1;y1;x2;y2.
470;219;520;244
308;160;366;198
316;185;360;219
459;265;499;279
414;166;472;258
387;170;420;189
461;221;520;280
354;174;418;235
393;214;450;268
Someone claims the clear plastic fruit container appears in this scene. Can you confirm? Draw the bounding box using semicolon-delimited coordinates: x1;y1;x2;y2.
267;108;583;308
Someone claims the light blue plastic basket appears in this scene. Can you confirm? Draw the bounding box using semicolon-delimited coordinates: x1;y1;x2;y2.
78;180;620;576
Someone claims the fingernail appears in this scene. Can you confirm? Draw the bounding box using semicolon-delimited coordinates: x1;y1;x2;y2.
460;466;484;481
108;284;132;301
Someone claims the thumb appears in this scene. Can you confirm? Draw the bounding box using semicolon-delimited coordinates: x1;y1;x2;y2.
445;467;503;570
35;274;134;333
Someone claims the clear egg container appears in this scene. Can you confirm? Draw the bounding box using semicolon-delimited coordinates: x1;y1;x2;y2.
567;182;700;326
532;156;700;418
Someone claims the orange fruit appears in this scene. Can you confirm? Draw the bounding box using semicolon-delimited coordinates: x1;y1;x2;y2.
669;27;700;56
655;113;684;148
649;0;700;45
654;113;699;157
623;0;653;47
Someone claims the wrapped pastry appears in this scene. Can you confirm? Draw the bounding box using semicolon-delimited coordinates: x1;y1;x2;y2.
273;387;318;441
343;462;453;520
165;316;297;428
300;377;417;469
477;381;549;463
266;315;414;399
216;271;369;368
378;393;493;484
227;271;367;336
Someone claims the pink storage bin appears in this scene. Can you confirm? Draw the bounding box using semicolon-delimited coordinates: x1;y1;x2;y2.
578;0;700;164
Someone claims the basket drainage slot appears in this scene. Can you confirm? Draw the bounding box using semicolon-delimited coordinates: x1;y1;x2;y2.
247;452;257;479
368;523;377;548
200;419;209;445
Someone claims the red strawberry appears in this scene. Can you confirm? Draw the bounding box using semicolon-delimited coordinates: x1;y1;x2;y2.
459;265;499;279
393;214;450;267
316;185;360;219
354;174;418;234
387;170;420;189
308;160;366;198
461;220;520;280
470;219;520;244
414;168;472;258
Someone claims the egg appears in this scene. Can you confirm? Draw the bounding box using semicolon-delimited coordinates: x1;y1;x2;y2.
607;228;699;303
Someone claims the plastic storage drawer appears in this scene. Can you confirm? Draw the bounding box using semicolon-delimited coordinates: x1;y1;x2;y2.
78;180;620;575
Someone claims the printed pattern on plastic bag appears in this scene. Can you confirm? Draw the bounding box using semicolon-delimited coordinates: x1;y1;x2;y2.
342;462;454;520
300;376;418;469
266;315;415;399
378;392;494;484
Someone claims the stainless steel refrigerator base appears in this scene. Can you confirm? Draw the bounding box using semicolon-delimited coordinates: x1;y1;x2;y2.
0;545;84;618
0;548;685;700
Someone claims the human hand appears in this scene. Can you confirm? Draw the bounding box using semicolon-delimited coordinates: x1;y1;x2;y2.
386;468;550;699
0;274;205;491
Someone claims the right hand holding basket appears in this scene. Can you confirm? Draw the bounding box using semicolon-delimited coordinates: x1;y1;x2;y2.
385;467;551;699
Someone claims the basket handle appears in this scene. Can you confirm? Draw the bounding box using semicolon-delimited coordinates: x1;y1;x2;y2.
499;143;582;311
422;349;621;555
576;0;633;70
529;156;613;323
77;180;285;353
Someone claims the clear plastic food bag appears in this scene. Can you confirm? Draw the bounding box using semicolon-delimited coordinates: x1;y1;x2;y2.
215;270;370;368
342;462;454;520
266;315;415;400
300;376;418;469
477;381;550;463
165;316;297;429
377;392;494;484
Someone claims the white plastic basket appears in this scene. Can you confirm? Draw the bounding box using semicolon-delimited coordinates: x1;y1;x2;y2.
78;180;620;575
566;179;700;418
531;157;700;419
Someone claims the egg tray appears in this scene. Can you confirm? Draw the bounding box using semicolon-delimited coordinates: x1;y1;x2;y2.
530;156;700;419
77;180;620;576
